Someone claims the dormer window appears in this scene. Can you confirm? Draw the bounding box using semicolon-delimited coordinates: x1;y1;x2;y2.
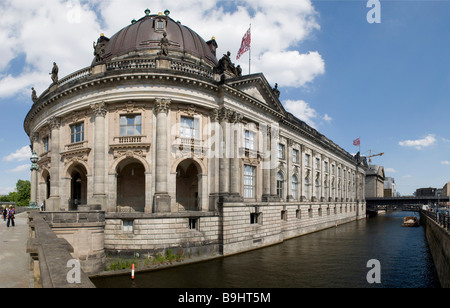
154;17;166;31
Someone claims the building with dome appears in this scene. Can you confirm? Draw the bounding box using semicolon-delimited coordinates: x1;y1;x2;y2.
25;9;367;261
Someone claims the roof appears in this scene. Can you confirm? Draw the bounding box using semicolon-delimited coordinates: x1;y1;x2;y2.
94;12;218;66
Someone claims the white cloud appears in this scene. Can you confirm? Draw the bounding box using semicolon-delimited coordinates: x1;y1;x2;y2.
7;164;30;173
385;168;397;173
3;146;31;162
398;134;437;150
0;0;324;100
441;161;450;165
0;186;15;195
283;99;330;128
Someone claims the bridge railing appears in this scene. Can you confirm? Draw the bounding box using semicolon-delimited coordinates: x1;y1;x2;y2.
422;210;450;231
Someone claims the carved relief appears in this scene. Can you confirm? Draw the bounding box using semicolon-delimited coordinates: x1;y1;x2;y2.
155;98;171;114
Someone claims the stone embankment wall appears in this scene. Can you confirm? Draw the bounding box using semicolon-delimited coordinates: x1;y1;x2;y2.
420;211;450;288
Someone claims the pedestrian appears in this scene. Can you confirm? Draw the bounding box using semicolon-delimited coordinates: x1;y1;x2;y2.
2;206;7;222
6;205;15;227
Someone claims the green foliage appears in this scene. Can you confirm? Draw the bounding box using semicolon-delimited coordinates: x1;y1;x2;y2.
4;180;31;207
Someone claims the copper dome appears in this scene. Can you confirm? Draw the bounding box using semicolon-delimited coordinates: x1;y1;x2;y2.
95;12;218;66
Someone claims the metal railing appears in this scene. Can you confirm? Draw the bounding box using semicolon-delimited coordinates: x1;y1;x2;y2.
422;209;450;230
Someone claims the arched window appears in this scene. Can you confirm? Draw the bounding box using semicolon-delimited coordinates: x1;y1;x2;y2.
277;172;284;199
291;175;298;200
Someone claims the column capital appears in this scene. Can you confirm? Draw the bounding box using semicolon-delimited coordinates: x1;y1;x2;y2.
155;98;171;114
48;117;61;130
91;102;108;117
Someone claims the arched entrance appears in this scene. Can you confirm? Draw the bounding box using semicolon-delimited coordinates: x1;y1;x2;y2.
70;164;87;210
176;159;200;211
116;159;146;212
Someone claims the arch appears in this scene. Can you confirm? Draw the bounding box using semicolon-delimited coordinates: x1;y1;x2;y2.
175;158;204;211
116;158;146;212
111;154;151;175
291;174;299;200
67;163;88;210
276;171;284;199
40;168;51;200
171;156;206;175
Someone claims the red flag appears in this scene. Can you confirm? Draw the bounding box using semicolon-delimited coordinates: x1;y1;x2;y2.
236;28;251;60
353;138;360;146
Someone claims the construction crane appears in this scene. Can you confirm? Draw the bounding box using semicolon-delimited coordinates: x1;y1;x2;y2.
367;150;384;164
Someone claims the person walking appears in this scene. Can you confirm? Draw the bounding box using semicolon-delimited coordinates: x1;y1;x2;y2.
6;205;15;227
2;206;7;222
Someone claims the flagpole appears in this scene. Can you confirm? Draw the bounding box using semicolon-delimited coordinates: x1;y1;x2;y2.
249;23;251;75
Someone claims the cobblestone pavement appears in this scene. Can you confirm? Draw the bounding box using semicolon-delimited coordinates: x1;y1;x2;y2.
0;212;32;288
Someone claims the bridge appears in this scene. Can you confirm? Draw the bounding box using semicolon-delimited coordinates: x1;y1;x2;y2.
366;196;450;215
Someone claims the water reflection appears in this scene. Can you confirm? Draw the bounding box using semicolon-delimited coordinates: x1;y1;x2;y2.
92;211;440;288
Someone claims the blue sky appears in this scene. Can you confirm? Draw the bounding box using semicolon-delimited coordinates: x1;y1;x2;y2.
0;0;449;196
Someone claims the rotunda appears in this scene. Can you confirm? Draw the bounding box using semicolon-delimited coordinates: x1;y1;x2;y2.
25;9;367;259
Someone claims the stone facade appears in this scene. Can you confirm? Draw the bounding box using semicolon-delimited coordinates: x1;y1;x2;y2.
24;11;366;261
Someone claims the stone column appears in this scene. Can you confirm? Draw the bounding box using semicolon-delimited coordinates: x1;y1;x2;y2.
208;109;221;210
30;150;39;208
154;98;171;213
270;124;279;200
90;102;108;210
229;111;243;202
261;124;271;201
286;139;293;201
48;117;61;211
218;107;230;200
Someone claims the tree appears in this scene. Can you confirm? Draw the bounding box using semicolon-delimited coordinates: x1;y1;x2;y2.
2;180;31;207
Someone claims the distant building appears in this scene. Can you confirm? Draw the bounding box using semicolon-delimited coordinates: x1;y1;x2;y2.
416;187;437;197
384;177;396;197
365;165;385;198
442;182;450;197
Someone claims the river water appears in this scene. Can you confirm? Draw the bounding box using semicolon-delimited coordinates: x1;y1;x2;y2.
92;211;440;288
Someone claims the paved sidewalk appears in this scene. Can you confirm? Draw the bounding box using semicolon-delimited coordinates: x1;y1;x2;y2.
0;212;32;288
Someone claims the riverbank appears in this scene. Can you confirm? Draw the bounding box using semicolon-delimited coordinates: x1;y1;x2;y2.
91;250;223;279
91;211;440;288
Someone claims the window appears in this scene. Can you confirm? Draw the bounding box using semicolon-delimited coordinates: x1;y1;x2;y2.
120;115;142;136
276;172;284;199
315;158;320;170
315;178;320;198
304;177;310;200
43;136;49;152
324;161;328;173
180;116;199;139
189;218;198;230
278;144;285;160
281;210;287;221
305;154;310;167
296;209;301;219
243;165;256;198
123;220;134;232
71;123;84;143
250;212;261;225
291;175;298;200
244;130;256;150
293;149;299;164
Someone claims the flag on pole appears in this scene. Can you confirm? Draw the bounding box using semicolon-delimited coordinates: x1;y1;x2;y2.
353;138;360;146
236;27;251;60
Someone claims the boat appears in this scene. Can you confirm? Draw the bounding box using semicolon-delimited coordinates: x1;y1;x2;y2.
402;216;419;227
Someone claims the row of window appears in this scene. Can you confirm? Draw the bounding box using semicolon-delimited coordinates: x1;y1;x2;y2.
244;164;355;200
58;115;349;177
251;205;361;225
122;204;361;232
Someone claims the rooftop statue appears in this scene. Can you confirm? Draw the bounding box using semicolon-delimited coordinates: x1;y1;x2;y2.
272;83;280;98
159;32;169;56
31;87;38;104
50;62;59;84
216;51;242;77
